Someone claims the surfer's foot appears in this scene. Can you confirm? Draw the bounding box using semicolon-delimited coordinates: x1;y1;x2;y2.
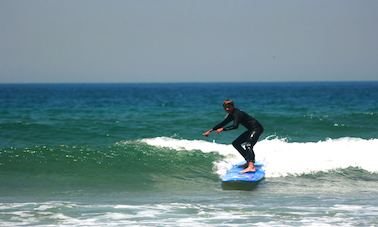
240;167;256;173
240;162;256;173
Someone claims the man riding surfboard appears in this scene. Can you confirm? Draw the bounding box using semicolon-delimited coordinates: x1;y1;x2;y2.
203;100;264;173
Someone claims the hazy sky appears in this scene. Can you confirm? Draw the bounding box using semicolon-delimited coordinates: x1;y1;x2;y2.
1;0;377;83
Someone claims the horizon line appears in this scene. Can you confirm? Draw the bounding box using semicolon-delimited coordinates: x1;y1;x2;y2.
0;80;377;85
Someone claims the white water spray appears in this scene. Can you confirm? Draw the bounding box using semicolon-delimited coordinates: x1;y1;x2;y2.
140;137;378;178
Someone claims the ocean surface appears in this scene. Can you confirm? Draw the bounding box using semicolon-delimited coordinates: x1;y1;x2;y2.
0;82;377;226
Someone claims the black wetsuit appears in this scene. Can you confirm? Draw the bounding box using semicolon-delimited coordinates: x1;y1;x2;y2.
212;108;263;163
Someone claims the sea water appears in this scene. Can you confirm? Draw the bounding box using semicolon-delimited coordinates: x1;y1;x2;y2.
0;82;377;226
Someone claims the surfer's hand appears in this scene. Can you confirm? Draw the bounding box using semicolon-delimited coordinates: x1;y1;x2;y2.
216;128;224;134
203;129;212;137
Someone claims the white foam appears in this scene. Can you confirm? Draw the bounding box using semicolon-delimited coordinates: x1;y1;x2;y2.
140;136;378;178
2;201;377;226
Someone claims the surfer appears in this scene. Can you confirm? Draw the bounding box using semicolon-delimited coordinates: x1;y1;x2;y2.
203;100;263;173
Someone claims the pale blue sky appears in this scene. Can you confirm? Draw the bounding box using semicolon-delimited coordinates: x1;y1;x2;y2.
0;0;377;83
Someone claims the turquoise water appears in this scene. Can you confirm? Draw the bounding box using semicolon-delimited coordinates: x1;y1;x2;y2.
1;82;378;226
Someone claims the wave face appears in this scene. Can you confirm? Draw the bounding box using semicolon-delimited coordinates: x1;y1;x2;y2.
1;136;377;194
0;141;220;192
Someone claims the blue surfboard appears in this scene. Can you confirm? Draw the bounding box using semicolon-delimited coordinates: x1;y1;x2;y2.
221;162;265;190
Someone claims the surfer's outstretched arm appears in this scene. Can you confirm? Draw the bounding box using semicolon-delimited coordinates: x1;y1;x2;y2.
203;113;232;137
212;114;232;131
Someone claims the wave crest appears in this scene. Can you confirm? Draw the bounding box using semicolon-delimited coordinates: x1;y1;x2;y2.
141;137;378;178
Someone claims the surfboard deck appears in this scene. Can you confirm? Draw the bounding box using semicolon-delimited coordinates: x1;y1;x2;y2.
222;162;265;183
